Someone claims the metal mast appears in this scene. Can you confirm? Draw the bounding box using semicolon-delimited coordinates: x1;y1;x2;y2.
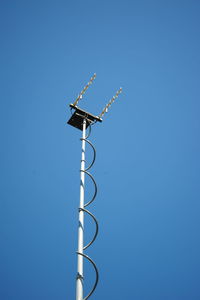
67;74;122;300
76;118;86;300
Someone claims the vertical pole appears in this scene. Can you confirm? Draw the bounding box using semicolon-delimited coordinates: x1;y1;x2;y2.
76;118;86;300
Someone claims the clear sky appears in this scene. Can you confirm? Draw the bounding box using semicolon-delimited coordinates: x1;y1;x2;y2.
1;0;200;299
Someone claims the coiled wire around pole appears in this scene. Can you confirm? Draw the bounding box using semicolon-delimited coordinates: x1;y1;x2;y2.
77;120;99;300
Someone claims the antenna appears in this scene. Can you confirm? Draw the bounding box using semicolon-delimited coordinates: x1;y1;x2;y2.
73;73;96;107
99;87;122;118
67;74;122;300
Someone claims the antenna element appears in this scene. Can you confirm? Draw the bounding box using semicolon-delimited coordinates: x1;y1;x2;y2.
73;73;96;106
99;87;122;118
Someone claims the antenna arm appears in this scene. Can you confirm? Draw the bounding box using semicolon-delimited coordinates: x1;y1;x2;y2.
99;87;122;118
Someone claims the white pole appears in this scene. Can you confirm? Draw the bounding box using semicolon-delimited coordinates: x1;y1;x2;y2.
76;118;86;300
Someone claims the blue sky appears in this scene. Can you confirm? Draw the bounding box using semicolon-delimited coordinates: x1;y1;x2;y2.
1;0;200;299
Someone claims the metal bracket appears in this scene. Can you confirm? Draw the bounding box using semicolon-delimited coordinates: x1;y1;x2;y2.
76;272;84;280
67;104;102;130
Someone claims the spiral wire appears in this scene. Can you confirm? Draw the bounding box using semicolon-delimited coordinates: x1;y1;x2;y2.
77;120;99;300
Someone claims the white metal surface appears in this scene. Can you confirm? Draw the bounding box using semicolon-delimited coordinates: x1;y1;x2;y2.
76;119;86;300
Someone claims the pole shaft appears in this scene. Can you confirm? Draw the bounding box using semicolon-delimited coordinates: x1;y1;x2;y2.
76;119;86;300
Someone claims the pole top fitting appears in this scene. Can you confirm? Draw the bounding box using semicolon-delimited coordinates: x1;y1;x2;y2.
67;104;102;130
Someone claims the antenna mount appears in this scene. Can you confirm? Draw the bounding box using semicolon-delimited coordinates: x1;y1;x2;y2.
68;104;102;130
